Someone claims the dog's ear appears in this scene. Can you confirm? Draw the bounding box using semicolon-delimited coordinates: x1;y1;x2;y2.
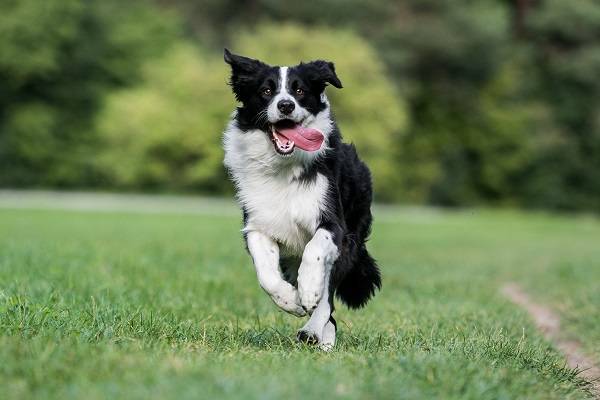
224;49;269;100
224;48;268;74
303;60;343;90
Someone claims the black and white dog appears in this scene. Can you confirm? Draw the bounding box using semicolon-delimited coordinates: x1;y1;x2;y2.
223;49;381;350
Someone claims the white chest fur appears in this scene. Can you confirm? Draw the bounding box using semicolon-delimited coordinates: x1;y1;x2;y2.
224;124;330;256
242;172;328;255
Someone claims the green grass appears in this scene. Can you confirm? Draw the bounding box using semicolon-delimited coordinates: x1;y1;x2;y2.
1;199;599;399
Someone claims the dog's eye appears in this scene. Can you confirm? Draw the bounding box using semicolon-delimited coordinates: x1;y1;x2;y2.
262;88;272;96
295;88;304;96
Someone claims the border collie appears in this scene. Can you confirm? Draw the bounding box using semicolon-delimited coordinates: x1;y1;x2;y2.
222;49;381;350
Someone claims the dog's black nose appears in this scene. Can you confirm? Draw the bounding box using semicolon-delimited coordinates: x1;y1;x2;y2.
277;99;295;115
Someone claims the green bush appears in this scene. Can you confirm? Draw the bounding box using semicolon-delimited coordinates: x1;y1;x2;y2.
95;43;231;193
0;0;181;187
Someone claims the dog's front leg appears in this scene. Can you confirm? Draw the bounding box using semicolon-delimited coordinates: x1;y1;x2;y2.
246;231;306;317
297;228;339;313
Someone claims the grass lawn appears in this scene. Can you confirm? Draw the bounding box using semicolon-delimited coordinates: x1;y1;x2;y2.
1;195;599;399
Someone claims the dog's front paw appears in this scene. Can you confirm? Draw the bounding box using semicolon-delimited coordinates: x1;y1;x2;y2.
270;283;306;317
297;316;337;351
296;329;319;345
298;266;323;313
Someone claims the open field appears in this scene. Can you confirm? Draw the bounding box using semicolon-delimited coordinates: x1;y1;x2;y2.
1;192;599;399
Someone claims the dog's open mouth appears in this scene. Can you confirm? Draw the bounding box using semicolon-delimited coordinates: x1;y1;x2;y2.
270;120;324;155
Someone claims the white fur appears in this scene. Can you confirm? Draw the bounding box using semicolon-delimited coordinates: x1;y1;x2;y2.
246;231;305;316
298;228;339;311
223;106;334;255
320;320;336;351
244;172;328;255
298;234;337;350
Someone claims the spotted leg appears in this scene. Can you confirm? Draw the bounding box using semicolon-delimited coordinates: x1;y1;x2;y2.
297;229;339;312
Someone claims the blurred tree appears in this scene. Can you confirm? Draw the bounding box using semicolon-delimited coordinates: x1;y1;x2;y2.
0;0;180;186
159;0;392;48
1;0;599;211
377;0;538;205
95;43;231;193
524;0;600;210
164;0;569;207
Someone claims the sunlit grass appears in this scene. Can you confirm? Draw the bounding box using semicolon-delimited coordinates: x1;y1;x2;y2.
1;203;599;399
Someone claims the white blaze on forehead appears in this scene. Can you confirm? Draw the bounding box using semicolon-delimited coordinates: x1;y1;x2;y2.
279;66;289;96
276;66;293;101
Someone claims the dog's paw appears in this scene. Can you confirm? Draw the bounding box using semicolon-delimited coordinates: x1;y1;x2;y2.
319;317;337;351
298;229;338;313
296;321;336;351
298;280;322;314
296;329;319;345
298;268;324;314
296;318;336;351
270;283;306;317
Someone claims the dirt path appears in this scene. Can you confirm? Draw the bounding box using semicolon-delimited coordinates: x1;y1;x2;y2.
502;283;600;398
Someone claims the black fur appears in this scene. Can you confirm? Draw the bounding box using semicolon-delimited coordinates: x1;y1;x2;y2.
307;130;382;309
224;49;381;310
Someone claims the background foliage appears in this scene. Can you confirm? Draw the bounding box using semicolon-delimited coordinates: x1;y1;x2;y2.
1;0;599;209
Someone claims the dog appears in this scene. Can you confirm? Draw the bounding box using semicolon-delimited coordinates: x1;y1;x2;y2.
222;49;381;350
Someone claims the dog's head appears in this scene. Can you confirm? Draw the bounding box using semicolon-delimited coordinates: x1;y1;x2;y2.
224;49;342;157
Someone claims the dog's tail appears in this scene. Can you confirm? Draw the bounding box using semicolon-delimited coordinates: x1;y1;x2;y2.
335;246;381;309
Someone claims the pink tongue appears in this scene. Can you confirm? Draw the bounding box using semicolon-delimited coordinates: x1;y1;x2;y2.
275;126;324;151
